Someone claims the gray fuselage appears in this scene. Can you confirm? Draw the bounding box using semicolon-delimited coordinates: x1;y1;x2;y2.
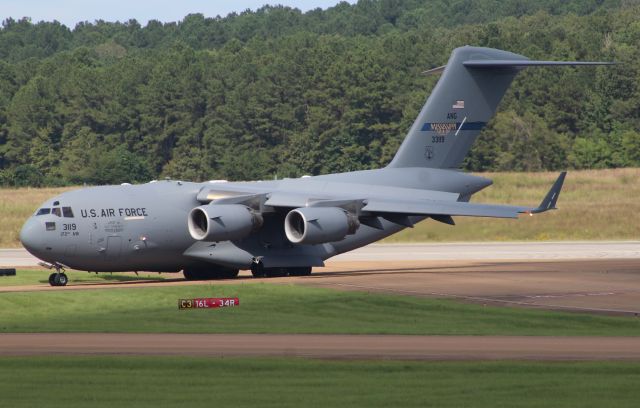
20;167;490;273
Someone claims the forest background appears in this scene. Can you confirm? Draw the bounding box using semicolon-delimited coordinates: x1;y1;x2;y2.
1;0;639;186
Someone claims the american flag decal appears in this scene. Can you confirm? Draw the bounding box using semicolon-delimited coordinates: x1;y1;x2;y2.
452;100;465;109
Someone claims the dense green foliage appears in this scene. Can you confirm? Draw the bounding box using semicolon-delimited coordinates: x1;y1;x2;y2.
0;0;639;185
3;358;640;407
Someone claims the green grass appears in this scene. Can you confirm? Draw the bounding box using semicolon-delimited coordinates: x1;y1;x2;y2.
0;269;172;286
2;168;639;247
1;283;639;335
1;357;639;407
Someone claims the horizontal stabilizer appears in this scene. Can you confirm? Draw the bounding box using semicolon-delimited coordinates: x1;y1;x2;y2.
463;60;615;68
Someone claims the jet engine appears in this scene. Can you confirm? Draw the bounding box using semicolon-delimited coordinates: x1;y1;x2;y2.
188;204;263;242
284;207;359;245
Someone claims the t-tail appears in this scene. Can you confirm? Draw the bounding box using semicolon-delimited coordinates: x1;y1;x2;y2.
388;46;614;169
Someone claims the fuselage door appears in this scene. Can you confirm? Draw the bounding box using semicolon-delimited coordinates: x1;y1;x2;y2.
106;236;122;258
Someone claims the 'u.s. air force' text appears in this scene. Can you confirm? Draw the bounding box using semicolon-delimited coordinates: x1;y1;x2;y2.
80;208;148;218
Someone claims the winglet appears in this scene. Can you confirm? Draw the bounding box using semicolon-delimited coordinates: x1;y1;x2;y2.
529;172;567;214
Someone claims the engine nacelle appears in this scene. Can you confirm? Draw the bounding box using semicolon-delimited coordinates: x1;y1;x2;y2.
284;207;359;245
188;204;263;242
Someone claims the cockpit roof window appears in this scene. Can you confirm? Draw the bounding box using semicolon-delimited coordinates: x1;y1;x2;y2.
62;207;74;218
51;207;61;217
36;208;51;216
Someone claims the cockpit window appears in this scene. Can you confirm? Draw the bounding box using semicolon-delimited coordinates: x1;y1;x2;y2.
36;208;51;216
45;222;56;231
62;207;74;218
52;207;62;217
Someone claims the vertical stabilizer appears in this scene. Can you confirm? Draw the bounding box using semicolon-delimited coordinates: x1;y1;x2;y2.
388;46;524;169
388;46;613;169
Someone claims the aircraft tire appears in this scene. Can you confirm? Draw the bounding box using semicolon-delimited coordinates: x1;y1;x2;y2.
265;267;288;278
183;268;198;280
250;263;267;278
53;273;68;286
251;265;309;278
220;269;239;279
288;267;312;276
184;267;239;280
48;273;56;286
183;268;209;280
59;273;69;286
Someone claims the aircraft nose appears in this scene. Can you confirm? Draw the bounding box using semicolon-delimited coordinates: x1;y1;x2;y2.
19;217;43;256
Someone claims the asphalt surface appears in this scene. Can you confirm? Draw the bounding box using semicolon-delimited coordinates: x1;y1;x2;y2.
307;258;640;316
2;241;640;267
3;333;640;360
332;241;640;261
0;248;41;267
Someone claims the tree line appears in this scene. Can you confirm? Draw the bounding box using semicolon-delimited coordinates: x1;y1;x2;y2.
0;0;639;186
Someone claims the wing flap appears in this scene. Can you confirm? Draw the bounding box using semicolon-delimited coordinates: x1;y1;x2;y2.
363;199;526;219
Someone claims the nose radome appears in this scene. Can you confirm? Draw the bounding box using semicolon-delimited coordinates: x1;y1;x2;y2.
19;217;42;256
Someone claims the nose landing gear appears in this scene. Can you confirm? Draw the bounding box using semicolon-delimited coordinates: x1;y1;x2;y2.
39;262;69;286
48;271;69;286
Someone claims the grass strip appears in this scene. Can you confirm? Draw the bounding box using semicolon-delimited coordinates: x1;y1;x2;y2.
1;283;639;335
1;357;639;408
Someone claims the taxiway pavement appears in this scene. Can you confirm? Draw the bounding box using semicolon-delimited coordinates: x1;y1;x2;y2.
2;241;640;267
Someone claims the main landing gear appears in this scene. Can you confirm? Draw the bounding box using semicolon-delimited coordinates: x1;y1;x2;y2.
250;262;312;278
183;267;240;281
182;263;313;280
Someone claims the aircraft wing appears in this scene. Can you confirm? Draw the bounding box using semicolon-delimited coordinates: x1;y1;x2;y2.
203;172;566;221
360;172;566;219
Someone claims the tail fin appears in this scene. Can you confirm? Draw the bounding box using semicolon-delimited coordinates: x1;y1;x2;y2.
388;46;614;169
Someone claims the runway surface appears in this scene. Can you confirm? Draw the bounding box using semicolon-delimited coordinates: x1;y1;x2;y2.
3;241;640;267
308;258;640;315
332;241;640;261
3;258;640;316
3;333;640;360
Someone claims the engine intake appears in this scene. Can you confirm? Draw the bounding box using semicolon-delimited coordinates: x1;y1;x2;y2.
284;207;359;245
188;204;263;242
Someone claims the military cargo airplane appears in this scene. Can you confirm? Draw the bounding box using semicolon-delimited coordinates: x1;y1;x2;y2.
20;46;612;286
